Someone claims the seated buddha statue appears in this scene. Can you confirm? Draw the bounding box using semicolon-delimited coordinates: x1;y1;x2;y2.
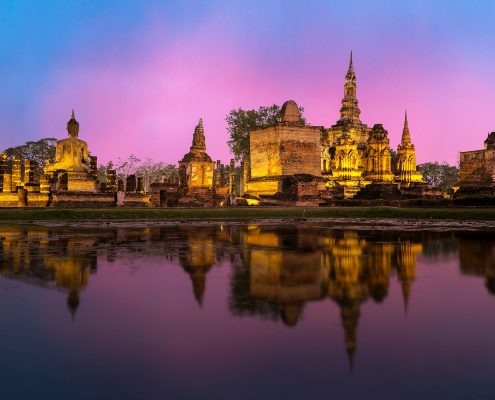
44;110;96;192
44;110;90;174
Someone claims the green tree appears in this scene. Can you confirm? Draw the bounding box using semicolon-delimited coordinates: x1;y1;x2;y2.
417;162;459;191
3;138;57;167
226;104;306;161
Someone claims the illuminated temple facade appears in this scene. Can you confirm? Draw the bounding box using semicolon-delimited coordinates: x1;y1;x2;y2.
242;53;428;201
0;111;151;207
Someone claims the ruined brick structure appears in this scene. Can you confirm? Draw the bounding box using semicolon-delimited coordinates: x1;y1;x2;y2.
244;100;325;201
456;132;495;195
178;119;216;206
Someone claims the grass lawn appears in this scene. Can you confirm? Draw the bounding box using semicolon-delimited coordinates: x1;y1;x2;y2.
0;206;494;221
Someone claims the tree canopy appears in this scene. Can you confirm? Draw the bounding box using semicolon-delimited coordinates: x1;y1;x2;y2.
417;162;459;191
3;138;57;167
226;104;306;161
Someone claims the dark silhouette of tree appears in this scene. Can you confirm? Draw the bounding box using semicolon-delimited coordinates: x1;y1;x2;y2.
418;162;459;191
3;138;57;167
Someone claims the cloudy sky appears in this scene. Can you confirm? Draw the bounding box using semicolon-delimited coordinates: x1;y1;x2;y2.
1;0;494;164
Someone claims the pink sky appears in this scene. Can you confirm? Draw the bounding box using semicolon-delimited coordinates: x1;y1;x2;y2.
3;2;494;166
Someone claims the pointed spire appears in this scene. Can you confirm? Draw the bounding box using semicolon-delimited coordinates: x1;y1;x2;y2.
346;50;355;78
401;110;411;145
191;117;206;150
71;109;75;120
347;346;356;376
190;270;206;307
401;280;411;315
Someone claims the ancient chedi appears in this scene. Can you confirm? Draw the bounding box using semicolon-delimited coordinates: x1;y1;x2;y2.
178;118;216;206
323;53;425;198
44;110;97;192
396;111;424;185
456;131;495;196
243;100;325;203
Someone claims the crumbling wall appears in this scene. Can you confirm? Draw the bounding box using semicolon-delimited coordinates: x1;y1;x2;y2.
459;150;494;186
250;125;322;179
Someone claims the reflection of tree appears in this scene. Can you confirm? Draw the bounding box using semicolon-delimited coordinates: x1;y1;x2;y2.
420;233;458;259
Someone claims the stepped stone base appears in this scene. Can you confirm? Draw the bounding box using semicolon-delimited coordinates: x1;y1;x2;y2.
354;183;402;200
51;192;117;208
122;193;152;207
178;187;216;207
400;182;442;199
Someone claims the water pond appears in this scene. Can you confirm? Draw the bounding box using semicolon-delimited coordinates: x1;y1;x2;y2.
0;223;494;399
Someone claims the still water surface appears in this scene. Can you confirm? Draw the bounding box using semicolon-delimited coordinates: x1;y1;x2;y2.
0;223;494;400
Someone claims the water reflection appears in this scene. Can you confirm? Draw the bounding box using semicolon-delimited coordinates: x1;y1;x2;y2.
0;224;494;370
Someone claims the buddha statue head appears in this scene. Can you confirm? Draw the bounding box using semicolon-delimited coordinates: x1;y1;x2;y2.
67;110;80;138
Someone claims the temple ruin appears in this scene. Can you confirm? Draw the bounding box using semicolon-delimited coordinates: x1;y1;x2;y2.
240;53;436;204
0;111;150;207
456;132;495;197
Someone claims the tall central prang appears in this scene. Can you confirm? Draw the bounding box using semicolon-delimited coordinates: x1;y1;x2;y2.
339;51;362;125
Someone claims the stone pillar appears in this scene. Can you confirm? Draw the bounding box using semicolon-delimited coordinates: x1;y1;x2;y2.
117;179;124;192
137;177;144;193
229;159;235;194
215;160;221;187
126;175;136;193
90;156;98;180
220;165;225;187
2;173;12;193
11;155;22;191
40;174;50;193
23;160;39;192
23;160;37;184
18;188;28;207
106;169;117;192
240;158;249;196
0;152;7;192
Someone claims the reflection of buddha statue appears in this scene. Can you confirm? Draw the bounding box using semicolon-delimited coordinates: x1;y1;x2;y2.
44;110;96;192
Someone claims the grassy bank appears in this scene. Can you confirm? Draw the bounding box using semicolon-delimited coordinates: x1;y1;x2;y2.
0;206;494;221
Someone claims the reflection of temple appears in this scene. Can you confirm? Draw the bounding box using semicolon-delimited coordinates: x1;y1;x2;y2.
230;227;426;370
1;223;492;372
178;226;216;306
244;226;328;326
0;228;97;318
396;242;423;313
